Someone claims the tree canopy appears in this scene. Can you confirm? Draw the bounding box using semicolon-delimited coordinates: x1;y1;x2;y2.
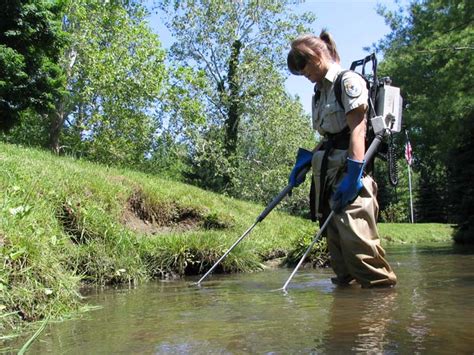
376;0;474;238
0;0;65;131
157;0;316;194
57;0;168;163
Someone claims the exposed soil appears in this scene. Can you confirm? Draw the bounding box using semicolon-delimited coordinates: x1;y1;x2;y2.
122;190;231;235
56;190;233;239
122;207;201;235
263;257;284;269
58;203;91;244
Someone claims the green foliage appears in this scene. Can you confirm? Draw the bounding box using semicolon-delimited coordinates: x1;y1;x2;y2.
0;109;50;147
375;0;474;226
234;82;315;213
158;0;316;194
141;233;262;279
56;0;167;163
3;0;174;162
374;156;418;223
0;0;66;130
0;181;81;333
448;109;474;243
285;234;329;268
378;223;454;244
380;201;409;223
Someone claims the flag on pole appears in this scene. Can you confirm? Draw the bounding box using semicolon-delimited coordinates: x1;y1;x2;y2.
405;140;413;166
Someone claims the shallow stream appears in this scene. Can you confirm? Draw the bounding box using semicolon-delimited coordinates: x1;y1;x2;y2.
8;243;474;353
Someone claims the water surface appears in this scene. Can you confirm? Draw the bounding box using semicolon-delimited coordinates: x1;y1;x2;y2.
9;243;474;353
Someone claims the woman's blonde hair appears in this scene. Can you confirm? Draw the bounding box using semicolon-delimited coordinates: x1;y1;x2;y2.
287;30;340;75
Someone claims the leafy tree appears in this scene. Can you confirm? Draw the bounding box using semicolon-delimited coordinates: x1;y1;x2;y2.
0;0;65;131
148;65;208;178
375;0;474;227
157;0;315;190
448;109;474;242
50;0;168;165
234;72;315;212
3;0;206;175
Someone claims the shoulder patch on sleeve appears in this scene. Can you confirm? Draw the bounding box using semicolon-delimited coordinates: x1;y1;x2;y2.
342;76;362;98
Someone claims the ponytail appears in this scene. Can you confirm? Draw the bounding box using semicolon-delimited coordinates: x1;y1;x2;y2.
319;29;340;63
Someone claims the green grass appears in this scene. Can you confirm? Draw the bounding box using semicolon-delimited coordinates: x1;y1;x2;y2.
378;223;454;244
0;142;455;333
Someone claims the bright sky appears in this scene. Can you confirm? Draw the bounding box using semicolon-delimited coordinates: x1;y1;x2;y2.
147;0;406;114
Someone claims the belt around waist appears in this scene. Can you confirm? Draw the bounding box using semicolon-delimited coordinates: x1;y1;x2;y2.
321;127;351;151
321;137;350;151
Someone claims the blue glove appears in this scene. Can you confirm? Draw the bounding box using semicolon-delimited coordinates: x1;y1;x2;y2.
331;158;365;213
289;148;313;187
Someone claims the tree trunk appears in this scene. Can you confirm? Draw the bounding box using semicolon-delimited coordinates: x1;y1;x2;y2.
224;39;242;157
49;104;65;154
222;40;242;188
49;48;76;154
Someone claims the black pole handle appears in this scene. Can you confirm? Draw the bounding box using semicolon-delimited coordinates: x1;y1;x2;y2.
365;134;383;165
256;166;311;222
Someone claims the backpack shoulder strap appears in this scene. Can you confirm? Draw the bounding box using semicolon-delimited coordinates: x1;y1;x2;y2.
313;84;321;102
334;70;351;110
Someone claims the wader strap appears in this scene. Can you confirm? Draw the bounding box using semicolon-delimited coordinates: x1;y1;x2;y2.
318;139;334;220
309;178;317;222
317;127;351;220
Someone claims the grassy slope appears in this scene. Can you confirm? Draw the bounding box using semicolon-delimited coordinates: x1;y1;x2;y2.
0;143;454;332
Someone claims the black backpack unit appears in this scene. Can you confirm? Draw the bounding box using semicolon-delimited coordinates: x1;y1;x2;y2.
334;53;402;186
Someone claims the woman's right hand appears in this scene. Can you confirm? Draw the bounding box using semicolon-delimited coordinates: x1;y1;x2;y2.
288;148;313;187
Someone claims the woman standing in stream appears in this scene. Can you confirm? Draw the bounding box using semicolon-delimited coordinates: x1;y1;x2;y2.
287;31;397;288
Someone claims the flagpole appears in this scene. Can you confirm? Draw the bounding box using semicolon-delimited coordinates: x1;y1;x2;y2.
405;130;415;223
407;162;414;223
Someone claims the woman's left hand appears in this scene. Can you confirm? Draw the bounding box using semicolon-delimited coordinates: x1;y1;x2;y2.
331;158;364;212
